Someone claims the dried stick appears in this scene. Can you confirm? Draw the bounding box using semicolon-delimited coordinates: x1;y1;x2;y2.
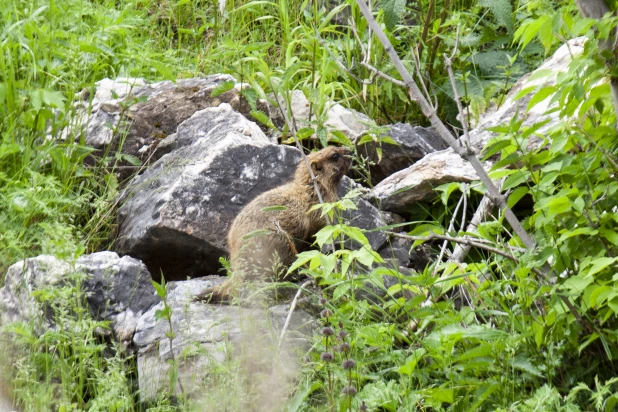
271;93;327;208
451;182;502;262
354;0;535;249
432;193;465;275
278;279;314;349
386;231;538;272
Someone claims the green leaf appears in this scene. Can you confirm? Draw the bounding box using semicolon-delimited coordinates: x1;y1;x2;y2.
250;110;275;129
510;358;544;377
151;279;167;299
315;225;336;248
563;275;594;293
584;257;618;277
42;89;66;111
479;0;513;32
332;283;351;300
382;0;406;30
341;225;369;246
296;127;314;140
508;186;529;208
527;86;557;112
557;227;598;242
543;196;571;216
261;205;287;212
151;60;176;82
287;250;320;274
210;80;236;98
600;228;618;246
317;125;328;147
502;170;531;191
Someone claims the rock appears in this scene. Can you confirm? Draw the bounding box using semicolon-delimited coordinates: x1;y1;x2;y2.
267;90;312;130
67;75;261;174
371;38;585;213
324;103;373;140
0;252;159;346
357;123;447;183
409;243;435;272
377;237;412;268
116;103;302;280
467;37;586;153
80;252;161;345
269;92;373;140
133;276;314;403
372;149;479;214
336;177;389;252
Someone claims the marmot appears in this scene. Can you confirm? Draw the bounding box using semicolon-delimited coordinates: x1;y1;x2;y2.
197;146;352;303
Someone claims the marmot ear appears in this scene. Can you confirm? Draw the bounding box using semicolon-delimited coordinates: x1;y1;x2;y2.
311;160;323;173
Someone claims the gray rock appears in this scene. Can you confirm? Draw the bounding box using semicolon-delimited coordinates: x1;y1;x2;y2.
378;237;412;268
65;75;253;176
336;177;389;252
324;103;373;140
372;149;479;214
116;104;302;280
358;123;447;183
467;38;586;153
371;38;586;214
269;92;374;140
133;277;314;402
80;252;161;345
0;252;159;346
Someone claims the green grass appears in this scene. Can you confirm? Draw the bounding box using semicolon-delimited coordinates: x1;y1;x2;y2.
4;0;617;410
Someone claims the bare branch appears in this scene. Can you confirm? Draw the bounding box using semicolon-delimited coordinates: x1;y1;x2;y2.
354;0;535;249
279;280;314;349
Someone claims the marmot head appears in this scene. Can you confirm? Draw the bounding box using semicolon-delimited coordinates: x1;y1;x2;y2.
295;146;353;189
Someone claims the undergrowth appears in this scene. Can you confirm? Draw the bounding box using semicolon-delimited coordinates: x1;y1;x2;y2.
2;0;618;410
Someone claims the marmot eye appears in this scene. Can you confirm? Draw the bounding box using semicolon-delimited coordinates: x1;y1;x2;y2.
331;153;340;160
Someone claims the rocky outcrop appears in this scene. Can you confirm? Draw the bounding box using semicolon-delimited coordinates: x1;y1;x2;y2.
0;252;159;346
116;103;303;280
467;37;586;153
357;123;447;183
372;38;585;213
81;75;247;165
133;276;314;402
372;150;479;213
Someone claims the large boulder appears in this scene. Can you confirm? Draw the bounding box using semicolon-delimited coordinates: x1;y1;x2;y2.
372;38;586;213
357;123;447;183
70;75;267;171
467;37;586;153
372;149;479;213
133;276;314;404
115;103;302;280
0;252;159;346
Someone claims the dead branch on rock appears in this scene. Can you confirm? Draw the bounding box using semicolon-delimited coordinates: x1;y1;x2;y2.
279;279;314;349
353;0;535;249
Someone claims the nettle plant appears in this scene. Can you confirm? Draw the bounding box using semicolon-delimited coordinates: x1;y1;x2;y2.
479;6;618;404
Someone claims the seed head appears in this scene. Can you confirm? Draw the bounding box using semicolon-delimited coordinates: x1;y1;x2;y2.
342;359;356;369
319;298;327;305
342;385;357;397
338;330;348;340
320;309;333;319
360;401;368;411
339;342;351;352
320;352;334;362
321;326;335;336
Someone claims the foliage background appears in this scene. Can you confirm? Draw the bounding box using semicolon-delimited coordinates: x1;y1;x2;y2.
1;0;618;410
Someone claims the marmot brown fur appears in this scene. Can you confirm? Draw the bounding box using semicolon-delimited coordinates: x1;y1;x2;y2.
197;146;352;303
